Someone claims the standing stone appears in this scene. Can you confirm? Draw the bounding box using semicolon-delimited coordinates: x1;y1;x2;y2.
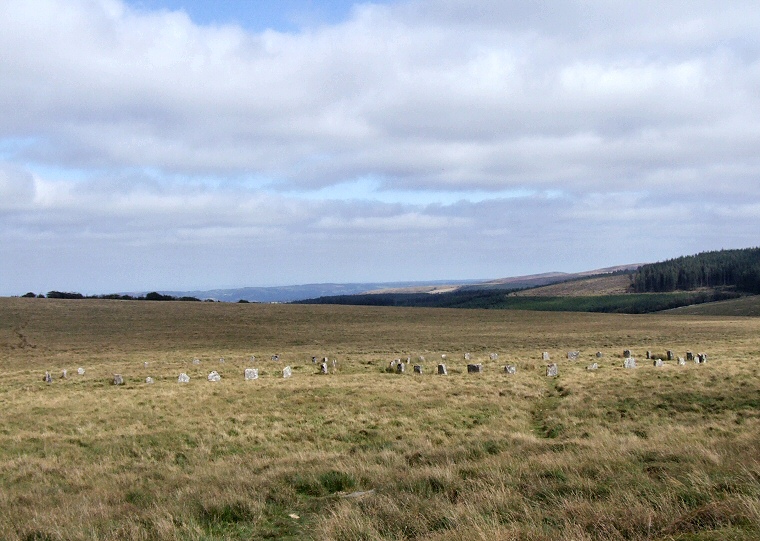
396;362;405;374
413;365;423;374
43;371;52;384
441;354;447;360
145;377;154;384
667;350;674;361
546;363;559;377
178;373;190;383
192;358;200;365
320;362;328;374
332;359;337;370
282;366;292;378
686;351;694;361
219;357;225;364
113;374;124;386
389;359;399;371
490;353;499;361
250;355;256;363
623;349;631;358
567;351;580;361
504;364;516;374
542;352;550;361
646;351;652;359
244;368;259;380
272;354;280;362
437;364;447;375
464;352;471;361
653;359;664;367
60;369;67;379
623;358;637;369
587;363;599;371
207;371;221;382
678;357;686;365
77;367;85;376
698;353;708;363
467;364;483;373
596;352;603;358
418;355;425;362
311;356;317;363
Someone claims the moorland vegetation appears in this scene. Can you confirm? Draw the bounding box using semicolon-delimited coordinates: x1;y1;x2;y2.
1;298;759;540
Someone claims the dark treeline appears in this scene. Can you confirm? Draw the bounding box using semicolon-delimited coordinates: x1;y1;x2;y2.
633;247;760;294
27;291;204;302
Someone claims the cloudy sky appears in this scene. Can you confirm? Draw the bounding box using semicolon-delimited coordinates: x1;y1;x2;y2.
2;0;759;296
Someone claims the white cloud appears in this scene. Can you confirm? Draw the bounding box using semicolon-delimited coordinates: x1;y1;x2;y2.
1;0;760;293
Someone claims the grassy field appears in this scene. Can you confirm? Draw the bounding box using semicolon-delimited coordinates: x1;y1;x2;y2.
1;298;759;540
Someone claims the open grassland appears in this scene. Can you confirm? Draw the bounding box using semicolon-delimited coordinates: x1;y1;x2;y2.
666;295;760;317
1;298;760;540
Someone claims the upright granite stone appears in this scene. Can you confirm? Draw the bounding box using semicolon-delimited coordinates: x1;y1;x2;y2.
698;353;708;363
192;358;200;365
464;352;471;361
43;371;52;384
596;352;603;358
178;373;190;383
113;374;124;386
271;354;281;362
467;363;483;373
646;351;652;359
219;357;225;364
504;364;516;374
653;359;664;367
686;351;694;361
207;371;221;382
587;363;599;371
282;366;292;378
623;349;632;358
77;367;85;376
244;368;259;380
667;350;674;360
413;365;423;374
546;363;559;377
542;352;550;361
250;355;256;363
145;377;154;384
60;369;67;379
437;364;447;375
567;351;580;361
418;355;425;362
320;362;329;374
490;353;499;361
396;362;405;374
678;357;686;365
623;358;637;369
143;361;149;368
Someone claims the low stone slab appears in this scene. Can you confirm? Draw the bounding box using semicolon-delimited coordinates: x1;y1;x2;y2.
207;371;221;382
178;373;190;383
192;358;200;365
504;364;516;374
77;367;85;376
587;363;599;371
546;363;558;377
244;368;259;380
467;363;483;373
542;352;550;361
653;359;664;367
623;358;637;369
113;374;124;386
464;352;471;360
567;351;580;361
678;357;686;365
596;352;603;358
145;377;154;384
490;353;498;361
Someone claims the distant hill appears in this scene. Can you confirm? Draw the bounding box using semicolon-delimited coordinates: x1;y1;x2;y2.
145;280;482;303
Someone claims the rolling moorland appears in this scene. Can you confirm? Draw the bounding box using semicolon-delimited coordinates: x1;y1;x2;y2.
1;297;760;540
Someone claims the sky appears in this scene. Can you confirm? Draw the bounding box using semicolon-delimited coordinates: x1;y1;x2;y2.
2;0;760;296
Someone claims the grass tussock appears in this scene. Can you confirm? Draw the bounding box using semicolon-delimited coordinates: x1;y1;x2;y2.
1;298;760;539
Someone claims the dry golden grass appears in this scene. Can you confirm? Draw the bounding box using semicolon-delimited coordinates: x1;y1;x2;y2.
512;274;633;297
1;298;759;540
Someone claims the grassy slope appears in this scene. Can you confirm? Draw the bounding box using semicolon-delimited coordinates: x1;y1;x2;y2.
1;298;760;540
665;295;760;317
